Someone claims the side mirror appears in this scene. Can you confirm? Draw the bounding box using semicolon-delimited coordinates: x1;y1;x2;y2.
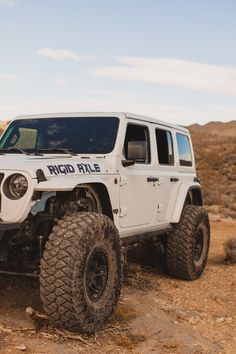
127;141;147;161
122;159;135;167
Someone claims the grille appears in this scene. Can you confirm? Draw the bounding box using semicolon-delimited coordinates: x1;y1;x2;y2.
0;173;4;212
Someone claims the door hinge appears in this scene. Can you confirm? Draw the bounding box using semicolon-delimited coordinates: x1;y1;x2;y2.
120;176;127;186
157;177;163;186
119;207;127;217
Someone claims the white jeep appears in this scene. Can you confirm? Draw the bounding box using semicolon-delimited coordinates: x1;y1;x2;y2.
0;112;210;332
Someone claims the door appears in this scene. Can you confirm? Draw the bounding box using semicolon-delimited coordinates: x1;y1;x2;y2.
154;127;179;222
119;123;157;228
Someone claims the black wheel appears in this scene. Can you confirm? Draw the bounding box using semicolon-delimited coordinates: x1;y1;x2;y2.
166;205;210;280
40;213;122;333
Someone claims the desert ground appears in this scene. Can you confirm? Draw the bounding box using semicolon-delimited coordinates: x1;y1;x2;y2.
0;216;235;354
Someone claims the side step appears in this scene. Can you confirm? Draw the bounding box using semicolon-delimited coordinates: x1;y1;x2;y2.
121;227;173;246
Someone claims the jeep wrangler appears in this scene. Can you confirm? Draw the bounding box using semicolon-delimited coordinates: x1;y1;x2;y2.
0;112;210;332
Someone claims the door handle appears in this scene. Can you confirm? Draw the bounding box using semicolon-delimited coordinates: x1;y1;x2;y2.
170;177;179;182
147;176;159;182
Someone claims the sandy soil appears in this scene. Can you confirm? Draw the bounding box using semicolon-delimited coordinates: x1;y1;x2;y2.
0;218;235;354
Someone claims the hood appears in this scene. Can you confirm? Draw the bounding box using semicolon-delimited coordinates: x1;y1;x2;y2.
0;154;114;178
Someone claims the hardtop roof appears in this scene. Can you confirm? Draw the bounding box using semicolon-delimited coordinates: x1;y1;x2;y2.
13;112;189;133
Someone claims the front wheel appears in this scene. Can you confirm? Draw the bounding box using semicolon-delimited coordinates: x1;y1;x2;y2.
166;205;210;280
40;213;122;333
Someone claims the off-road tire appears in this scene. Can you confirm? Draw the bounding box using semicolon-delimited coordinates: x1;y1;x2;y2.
40;213;122;333
166;205;210;280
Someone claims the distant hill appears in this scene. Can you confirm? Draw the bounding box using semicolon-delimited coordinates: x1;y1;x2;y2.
189;120;236;138
189;120;236;219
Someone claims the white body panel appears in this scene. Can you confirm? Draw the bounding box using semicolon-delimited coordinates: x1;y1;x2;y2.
0;112;199;238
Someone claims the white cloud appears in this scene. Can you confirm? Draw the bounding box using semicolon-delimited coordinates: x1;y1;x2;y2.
1;90;236;126
54;79;66;86
86;55;98;61
37;48;80;61
0;73;21;81
0;0;16;7
89;57;236;97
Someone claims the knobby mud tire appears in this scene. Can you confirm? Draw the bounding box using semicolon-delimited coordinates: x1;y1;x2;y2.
166;205;210;280
40;213;122;333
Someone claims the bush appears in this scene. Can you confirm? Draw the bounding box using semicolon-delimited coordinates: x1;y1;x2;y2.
224;239;236;263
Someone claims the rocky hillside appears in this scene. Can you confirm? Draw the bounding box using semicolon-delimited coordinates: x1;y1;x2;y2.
189;120;236;138
189;121;236;219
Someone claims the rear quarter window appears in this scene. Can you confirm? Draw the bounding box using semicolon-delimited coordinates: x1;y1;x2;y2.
176;133;192;167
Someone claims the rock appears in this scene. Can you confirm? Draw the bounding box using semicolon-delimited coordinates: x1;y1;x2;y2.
216;317;225;323
14;344;26;351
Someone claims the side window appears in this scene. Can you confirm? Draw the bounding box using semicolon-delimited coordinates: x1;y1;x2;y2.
176;133;192;166
124;124;151;163
155;128;174;165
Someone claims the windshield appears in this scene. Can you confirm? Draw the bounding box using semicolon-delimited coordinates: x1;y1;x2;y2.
0;117;119;154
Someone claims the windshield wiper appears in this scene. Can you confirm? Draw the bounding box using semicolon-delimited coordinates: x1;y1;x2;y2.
0;147;30;155
0;147;77;156
36;148;77;156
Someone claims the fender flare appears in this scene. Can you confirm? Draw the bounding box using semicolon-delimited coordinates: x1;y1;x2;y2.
35;176;107;191
171;182;203;224
34;176;114;219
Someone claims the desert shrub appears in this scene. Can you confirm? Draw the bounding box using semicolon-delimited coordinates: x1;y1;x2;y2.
224;239;236;263
229;174;236;181
204;190;221;206
227;210;236;219
232;203;236;212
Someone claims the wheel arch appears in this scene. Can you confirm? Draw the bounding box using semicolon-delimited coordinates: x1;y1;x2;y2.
34;178;114;220
187;187;203;206
171;183;203;224
76;182;114;220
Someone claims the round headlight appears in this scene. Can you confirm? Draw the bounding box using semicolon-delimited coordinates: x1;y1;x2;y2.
5;174;28;199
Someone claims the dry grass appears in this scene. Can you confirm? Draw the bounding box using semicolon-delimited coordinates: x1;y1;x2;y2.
0;325;12;352
124;265;156;290
224;238;236;263
113;332;146;350
114;305;137;323
0;332;5;352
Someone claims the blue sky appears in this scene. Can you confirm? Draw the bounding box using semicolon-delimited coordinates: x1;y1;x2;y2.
0;0;236;125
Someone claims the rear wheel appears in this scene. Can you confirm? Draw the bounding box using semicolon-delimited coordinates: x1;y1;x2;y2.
40;212;122;333
166;205;210;280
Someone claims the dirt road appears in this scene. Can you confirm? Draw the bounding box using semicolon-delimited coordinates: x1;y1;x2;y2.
0;218;235;353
